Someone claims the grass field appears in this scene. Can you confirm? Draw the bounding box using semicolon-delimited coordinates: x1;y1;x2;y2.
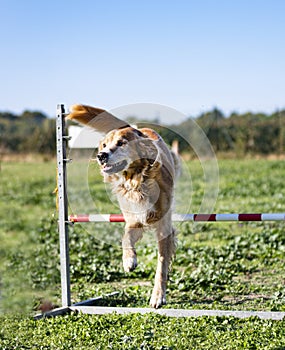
1;159;285;349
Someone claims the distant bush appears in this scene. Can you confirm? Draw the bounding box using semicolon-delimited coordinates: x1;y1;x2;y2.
0;110;55;155
167;109;285;156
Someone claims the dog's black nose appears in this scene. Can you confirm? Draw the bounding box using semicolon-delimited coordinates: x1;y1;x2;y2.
97;152;108;164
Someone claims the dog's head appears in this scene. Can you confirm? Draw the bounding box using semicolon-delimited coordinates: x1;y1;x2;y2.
68;104;161;176
97;127;158;175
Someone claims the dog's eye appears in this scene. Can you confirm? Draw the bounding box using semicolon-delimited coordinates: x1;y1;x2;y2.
102;143;106;148
116;140;125;147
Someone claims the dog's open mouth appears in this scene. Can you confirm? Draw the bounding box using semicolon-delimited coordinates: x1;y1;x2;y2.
103;160;128;174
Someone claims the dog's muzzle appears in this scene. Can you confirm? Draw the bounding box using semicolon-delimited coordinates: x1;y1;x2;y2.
97;151;127;173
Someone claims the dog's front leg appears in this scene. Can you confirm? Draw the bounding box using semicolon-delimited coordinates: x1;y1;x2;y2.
122;223;143;272
150;226;175;308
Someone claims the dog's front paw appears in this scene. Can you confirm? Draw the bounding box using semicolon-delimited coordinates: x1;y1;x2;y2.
123;256;137;272
123;248;137;272
150;288;166;308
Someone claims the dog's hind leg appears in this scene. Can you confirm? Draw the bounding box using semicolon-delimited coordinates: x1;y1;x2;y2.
150;220;176;308
122;223;143;272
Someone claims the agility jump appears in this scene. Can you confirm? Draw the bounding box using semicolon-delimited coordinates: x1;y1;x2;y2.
35;104;285;320
69;213;285;223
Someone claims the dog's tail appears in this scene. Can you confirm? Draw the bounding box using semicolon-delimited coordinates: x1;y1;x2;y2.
68;104;130;134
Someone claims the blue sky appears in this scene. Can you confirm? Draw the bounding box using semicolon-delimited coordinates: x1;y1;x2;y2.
1;0;284;123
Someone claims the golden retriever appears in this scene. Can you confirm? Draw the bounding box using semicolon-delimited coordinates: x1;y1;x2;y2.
68;104;179;308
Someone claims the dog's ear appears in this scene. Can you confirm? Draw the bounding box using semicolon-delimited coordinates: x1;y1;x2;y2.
136;138;159;164
68;104;130;134
134;128;160;163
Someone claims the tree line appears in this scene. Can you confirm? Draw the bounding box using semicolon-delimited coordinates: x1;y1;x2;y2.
157;108;285;157
0;111;56;156
0;108;285;157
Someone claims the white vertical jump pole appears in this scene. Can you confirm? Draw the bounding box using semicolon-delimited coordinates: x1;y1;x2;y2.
56;104;71;307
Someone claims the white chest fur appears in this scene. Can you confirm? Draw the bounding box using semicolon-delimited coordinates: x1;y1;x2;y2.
112;176;160;225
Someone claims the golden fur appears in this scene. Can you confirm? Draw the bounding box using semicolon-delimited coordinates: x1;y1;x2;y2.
68;104;179;308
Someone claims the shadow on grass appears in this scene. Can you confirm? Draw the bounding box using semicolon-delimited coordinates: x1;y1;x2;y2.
167;292;274;310
80;291;148;308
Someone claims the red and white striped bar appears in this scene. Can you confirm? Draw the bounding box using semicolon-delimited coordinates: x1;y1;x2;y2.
69;213;285;223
